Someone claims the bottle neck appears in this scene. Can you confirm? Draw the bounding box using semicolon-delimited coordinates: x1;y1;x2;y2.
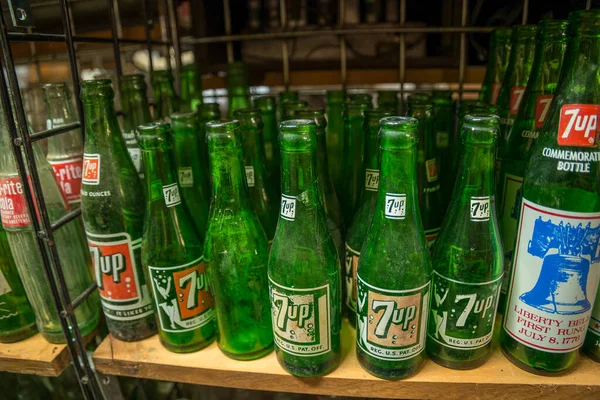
241;130;265;166
143;146;179;203
454;140;496;199
46;96;82;158
281;149;319;200
209;144;251;209
83;99;126;151
315;128;331;185
121;90;152;135
555;33;600;103
46;96;77;126
356;131;379;205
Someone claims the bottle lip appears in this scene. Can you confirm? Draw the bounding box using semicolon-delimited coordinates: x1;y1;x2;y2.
537;20;568;40
461;114;499;144
379;116;418;149
344;100;369;110
234;107;262;119
121;73;145;82
170;111;198;122
199;102;220;117
254;95;276;108
407;92;433;105
492;27;512;42
137;122;171;149
279;119;316;152
80;79;114;100
296;109;326;131
206;119;240;133
511;24;537;40
347;93;372;104
42;82;70;98
568;9;600;35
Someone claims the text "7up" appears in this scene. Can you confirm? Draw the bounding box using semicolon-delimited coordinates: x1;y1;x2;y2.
273;293;312;330
558;104;600;147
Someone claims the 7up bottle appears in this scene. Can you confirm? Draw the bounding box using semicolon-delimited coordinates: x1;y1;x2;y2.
501;10;600;375
80;80;156;341
138;122;215;352
268;120;342;377
498;20;568;308
356;117;431;380
427;114;503;369
479;28;512;105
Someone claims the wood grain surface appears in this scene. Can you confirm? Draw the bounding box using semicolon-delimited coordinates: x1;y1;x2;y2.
0;334;69;376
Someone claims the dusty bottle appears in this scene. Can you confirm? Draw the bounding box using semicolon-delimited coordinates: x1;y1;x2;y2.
277;91;299;121
205;120;273;360
407;98;445;249
326;90;346;200
138;122;215;352
152;70;179;120
268;119;342;377
344;108;392;327
43;82;84;209
297;108;345;264
227;62;251;118
281;100;308;121
234;108;279;241
119;74;152;180
495;25;537;158
0;224;37;343
170;112;211;234
427;114;503;369
497;20;568;307
180;64;203;112
479;28;512;105
0;120;99;344
341;100;369;226
80;79;156;341
356;116;431;380
254;96;280;184
500;10;600;375
432;91;454;207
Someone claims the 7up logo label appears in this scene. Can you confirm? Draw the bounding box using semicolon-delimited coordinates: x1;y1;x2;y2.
558;104;600;147
357;277;429;361
269;278;331;356
149;257;215;332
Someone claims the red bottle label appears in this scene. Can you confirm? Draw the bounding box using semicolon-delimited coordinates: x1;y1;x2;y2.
82;154;101;185
534;95;553;129
0;177;30;228
509;86;526;116
425;159;438;182
49;157;83;205
491;82;502;105
557;104;599;147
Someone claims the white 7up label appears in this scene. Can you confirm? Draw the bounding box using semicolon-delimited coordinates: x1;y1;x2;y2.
357;276;429;361
428;270;502;350
269;278;331;356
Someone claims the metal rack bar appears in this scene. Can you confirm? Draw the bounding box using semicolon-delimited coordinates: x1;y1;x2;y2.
223;0;234;63
7;31;170;45
339;0;346;87
51;208;82;232
280;0;290;88
399;0;406;106
29;122;81;141
164;0;181;94
182;25;495;44
458;0;468;100
522;0;529;25
107;0;124;81
143;0;155;77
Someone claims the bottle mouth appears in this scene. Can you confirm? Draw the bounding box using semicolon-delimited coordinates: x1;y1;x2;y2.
233;107;262;119
296;109;326;131
379;116;418;150
568;9;600;35
461;114;499;145
279;91;299;102
254;95;276;109
492;27;512;43
206;119;241;147
42;82;70;99
407;92;433;105
537;20;568;40
326;90;346;103
152;70;173;82
279;119;316;152
199;103;221;120
137;122;171;150
365;108;394;125
170;111;198;126
80;79;114;101
512;24;537;41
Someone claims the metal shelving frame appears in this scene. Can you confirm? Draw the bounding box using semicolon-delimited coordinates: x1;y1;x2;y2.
0;1;181;399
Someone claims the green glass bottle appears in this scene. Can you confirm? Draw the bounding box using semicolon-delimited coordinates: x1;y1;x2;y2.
583;289;600;362
0;225;37;343
152;70;179;120
297;109;345;265
407;92;432;105
254;96;280;184
344;108;392;327
138;122;215;353
204;120;273;360
170;112;211;234
227;62;252;119
43;82;84;209
377;91;399;113
326;90;346;200
234;109;279;241
432;91;455;207
348;93;373;107
427;114;503;370
281;100;308;121
180;64;204;112
277;91;299;121
501;10;600;376
268;119;342;377
80;79;156;342
497;20;568;308
119;74;153;180
198;103;221;176
495;25;537;163
356;116;431;380
479;28;512;105
341;100;369;226
407;98;445;249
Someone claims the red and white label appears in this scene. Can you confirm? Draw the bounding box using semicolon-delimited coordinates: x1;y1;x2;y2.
0;177;30;228
510;86;526;116
49;157;83;204
82;154;100;185
557;104;600;147
88;234;142;303
425;159;438;182
535;95;554;129
491;82;502;105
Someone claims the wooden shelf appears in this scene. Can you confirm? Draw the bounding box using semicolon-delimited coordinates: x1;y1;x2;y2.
0;334;71;376
93;321;600;400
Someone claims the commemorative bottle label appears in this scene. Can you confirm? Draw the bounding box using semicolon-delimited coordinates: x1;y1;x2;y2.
269;278;331;356
557;104;599;148
49;157;83;205
0;176;30;228
509;86;526;116
503;199;600;352
344;243;360;312
148;256;215;332
357;277;429;360
428;270;502;350
535;95;553;129
87;231;154;321
499;173;524;294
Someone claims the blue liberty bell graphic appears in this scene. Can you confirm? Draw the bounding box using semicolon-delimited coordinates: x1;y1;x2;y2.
520;218;600;315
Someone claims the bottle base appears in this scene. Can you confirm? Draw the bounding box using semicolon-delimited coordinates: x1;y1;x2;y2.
41;313;100;344
582;349;600;363
276;353;341;377
500;345;576;376
357;354;423;380
0;324;38;344
220;343;274;361
428;351;490;370
159;335;215;354
108;318;157;342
